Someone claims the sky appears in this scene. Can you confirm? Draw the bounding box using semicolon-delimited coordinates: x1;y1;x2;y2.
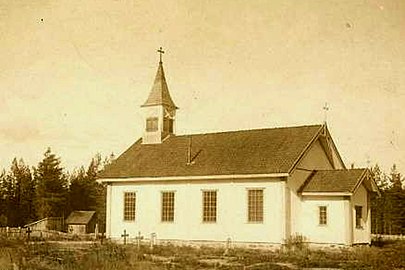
0;0;404;174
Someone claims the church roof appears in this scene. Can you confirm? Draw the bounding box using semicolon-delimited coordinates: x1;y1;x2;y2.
142;62;178;109
300;169;367;193
99;124;323;178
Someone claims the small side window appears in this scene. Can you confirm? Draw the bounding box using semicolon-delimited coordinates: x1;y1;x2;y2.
355;206;363;229
319;206;327;225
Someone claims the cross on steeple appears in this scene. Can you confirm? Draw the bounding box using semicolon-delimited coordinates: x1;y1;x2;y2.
157;47;164;63
323;102;329;124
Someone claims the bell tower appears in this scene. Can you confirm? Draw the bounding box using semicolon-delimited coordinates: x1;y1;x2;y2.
141;47;178;144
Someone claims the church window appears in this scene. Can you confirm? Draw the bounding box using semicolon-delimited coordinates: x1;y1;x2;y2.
123;192;136;221
355;206;363;229
202;190;217;222
161;191;175;222
248;189;263;222
163;117;174;133
319;206;327;225
146;117;158;132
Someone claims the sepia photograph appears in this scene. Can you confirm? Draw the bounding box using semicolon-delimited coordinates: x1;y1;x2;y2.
0;0;404;269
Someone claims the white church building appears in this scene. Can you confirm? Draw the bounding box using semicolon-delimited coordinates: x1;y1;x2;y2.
98;50;379;246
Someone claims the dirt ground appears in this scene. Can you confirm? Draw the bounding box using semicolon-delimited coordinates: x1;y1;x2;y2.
0;238;404;270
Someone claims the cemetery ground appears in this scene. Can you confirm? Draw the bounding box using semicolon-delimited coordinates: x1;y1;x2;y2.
0;236;404;270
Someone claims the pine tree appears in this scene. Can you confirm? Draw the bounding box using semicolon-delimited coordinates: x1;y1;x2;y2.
0;159;36;226
68;153;110;233
34;148;68;219
387;164;405;234
69;165;98;211
371;163;405;235
95;153;114;233
9;158;36;226
1;168;17;226
85;154;102;211
371;164;384;234
0;169;10;226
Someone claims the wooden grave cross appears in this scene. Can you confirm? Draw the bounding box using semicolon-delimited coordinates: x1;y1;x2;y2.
135;231;144;250
224;237;232;255
121;229;129;245
26;227;32;242
150;233;157;249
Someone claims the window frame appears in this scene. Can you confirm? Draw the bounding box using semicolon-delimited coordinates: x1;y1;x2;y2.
161;191;175;223
146;117;159;132
318;205;327;226
123;191;136;222
202;190;217;223
163;117;174;133
355;205;363;229
247;188;264;223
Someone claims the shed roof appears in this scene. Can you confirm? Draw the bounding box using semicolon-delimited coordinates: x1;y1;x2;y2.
66;211;96;225
99;125;323;178
300;169;367;193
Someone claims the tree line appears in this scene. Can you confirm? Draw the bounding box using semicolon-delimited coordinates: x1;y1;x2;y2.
371;164;405;235
0;148;114;230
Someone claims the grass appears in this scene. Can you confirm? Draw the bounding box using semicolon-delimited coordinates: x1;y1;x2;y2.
0;236;404;270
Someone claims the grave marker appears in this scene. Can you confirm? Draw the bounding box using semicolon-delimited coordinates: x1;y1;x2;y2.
150;233;157;249
135;231;143;250
121;229;129;245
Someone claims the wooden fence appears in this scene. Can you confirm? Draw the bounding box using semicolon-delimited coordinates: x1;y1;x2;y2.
0;227;28;239
372;234;405;241
0;226;101;241
25;217;64;231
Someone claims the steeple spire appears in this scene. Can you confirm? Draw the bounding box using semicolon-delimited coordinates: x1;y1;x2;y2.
141;47;178;109
141;48;178;144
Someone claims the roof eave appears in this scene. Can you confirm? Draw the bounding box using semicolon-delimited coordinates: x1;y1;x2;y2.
301;191;353;196
97;172;290;184
141;102;179;109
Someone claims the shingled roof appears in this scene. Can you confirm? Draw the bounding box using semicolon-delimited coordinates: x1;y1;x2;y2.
66;211;96;225
300;169;367;193
99;125;323;178
142;61;177;109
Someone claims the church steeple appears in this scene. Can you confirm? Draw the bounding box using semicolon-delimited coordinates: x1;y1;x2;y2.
141;48;178;144
141;61;178;109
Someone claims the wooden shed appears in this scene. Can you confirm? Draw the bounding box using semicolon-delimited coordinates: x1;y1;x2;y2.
66;211;97;234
